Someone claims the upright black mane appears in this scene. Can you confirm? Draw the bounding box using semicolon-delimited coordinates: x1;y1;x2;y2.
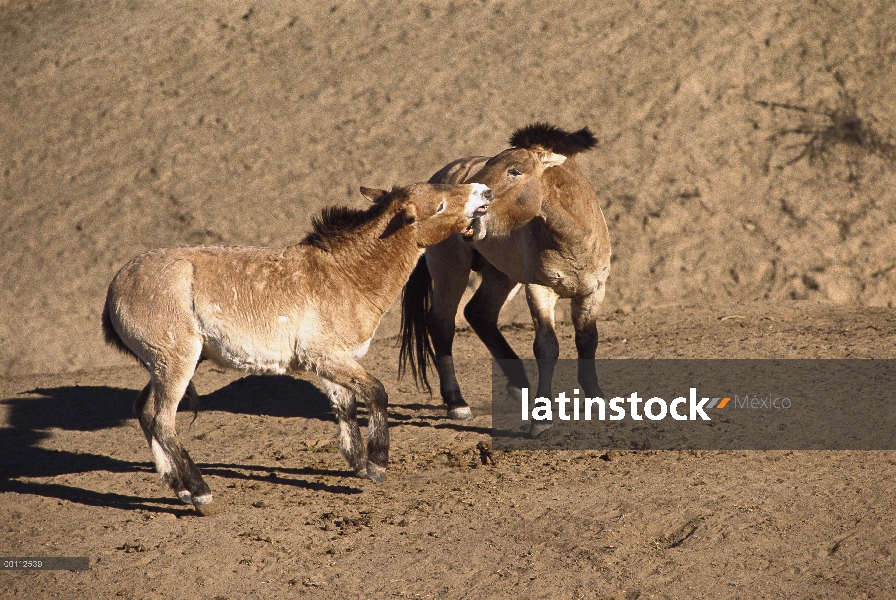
301;187;408;251
508;122;597;157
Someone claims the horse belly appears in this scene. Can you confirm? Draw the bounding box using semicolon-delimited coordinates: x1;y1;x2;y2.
198;316;297;375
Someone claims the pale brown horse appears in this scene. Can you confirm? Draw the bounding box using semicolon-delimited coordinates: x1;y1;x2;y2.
400;124;610;432
102;183;491;514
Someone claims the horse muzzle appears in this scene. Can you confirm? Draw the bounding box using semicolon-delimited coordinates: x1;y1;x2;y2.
460;185;490;241
464;184;492;218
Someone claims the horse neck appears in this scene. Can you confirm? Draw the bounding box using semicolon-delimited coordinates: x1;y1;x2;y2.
326;222;421;315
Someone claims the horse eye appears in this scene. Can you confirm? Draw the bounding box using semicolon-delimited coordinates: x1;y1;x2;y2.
436;201;446;213
508;167;523;178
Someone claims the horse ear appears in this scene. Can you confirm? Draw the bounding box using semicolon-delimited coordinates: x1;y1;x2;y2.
360;186;388;203
537;150;567;168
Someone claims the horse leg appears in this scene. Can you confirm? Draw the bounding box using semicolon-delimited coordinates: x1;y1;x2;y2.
425;242;475;419
318;379;367;477
138;346;214;513
463;263;529;398
318;356;390;483
132;382;187;504
133;379;204;505
571;289;605;398
525;284;560;437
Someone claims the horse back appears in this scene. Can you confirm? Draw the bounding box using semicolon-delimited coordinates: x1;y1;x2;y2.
428;156;489;185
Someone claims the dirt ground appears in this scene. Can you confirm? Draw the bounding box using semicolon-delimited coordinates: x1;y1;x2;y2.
2;303;896;598
2;0;896;598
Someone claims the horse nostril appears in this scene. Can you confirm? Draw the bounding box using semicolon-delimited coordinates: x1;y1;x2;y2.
482;188;494;201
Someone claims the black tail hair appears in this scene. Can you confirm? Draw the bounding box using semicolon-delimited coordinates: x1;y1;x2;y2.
102;300;135;357
509;122;597;156
184;381;200;425
398;256;435;391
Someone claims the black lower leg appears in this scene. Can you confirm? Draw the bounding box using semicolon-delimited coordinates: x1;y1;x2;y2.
464;271;525;390
429;317;467;409
575;321;602;397
533;328;559;399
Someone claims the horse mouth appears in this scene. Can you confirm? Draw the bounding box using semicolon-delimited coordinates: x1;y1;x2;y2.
462;215;486;240
462;204;488;240
462;219;478;240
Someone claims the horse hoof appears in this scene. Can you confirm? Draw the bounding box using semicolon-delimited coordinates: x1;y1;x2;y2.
192;494;221;516
176;490;193;505
448;406;474;420
529;422;553;438
365;463;386;484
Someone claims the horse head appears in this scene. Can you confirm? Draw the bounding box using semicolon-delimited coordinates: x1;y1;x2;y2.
467;123;597;240
362;183;491;247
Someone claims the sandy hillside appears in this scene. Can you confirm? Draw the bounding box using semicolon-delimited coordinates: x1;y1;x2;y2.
2;0;896;598
1;0;895;376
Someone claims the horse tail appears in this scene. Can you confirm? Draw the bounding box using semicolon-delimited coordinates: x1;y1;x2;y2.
185;381;200;425
102;297;138;360
399;256;435;391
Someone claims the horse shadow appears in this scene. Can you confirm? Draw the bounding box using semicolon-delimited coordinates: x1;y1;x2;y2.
0;375;362;512
196;374;332;419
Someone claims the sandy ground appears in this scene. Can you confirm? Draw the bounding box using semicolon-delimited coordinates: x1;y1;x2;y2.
3;304;896;598
2;0;896;598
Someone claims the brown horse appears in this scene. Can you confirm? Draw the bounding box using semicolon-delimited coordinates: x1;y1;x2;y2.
400;123;610;432
102;182;491;514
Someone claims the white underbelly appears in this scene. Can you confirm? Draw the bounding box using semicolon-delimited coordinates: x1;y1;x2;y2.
202;331;295;375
